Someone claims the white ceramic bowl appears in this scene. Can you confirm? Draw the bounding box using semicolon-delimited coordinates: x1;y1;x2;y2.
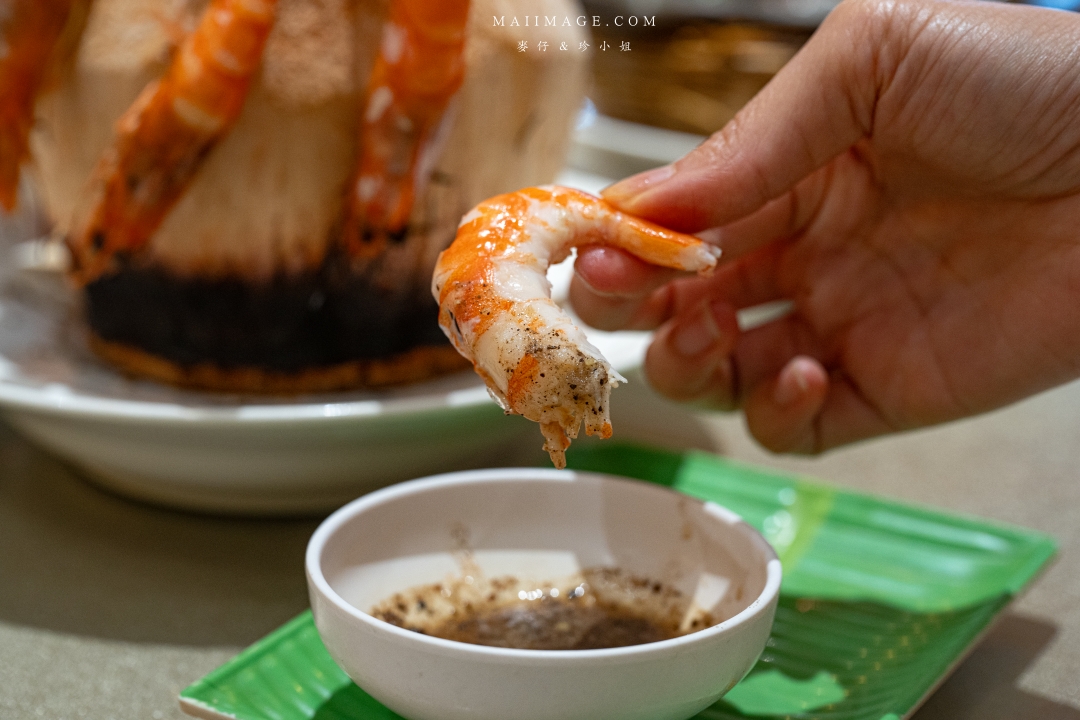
306;468;782;720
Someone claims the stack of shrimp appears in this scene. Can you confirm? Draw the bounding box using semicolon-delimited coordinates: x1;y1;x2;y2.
3;0;586;392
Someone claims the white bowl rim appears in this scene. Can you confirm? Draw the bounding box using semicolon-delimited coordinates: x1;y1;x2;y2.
306;467;783;661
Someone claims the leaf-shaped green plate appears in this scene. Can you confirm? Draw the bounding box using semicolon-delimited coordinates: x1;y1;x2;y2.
180;445;1055;720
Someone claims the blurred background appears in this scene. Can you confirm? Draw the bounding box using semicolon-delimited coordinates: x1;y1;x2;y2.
579;0;1077;139
582;0;827;136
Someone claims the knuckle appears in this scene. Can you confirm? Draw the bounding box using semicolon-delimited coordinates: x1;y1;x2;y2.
680;117;741;174
830;0;893;28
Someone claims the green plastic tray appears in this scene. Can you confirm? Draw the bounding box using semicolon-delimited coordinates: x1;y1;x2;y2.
180;445;1056;720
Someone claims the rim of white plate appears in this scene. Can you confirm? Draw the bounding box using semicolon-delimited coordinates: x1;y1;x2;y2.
0;144;664;427
0;323;649;427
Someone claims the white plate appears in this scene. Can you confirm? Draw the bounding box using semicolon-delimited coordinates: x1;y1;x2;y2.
0;168;650;514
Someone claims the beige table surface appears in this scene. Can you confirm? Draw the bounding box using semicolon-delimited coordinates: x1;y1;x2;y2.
1;369;1078;720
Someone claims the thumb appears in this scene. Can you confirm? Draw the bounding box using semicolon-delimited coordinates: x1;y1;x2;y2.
602;0;902;233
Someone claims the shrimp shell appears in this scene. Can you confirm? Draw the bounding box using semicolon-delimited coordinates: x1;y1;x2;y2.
67;0;277;284
0;0;81;212
341;0;470;258
432;185;721;468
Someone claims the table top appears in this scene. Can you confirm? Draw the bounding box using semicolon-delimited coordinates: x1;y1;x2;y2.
1;369;1078;720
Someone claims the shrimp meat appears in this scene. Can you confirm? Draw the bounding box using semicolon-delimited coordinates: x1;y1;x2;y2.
432;185;721;468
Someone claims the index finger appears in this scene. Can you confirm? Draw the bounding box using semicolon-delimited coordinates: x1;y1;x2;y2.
600;0;901;232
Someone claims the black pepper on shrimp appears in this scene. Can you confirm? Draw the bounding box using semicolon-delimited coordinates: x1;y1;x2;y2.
432;185;721;467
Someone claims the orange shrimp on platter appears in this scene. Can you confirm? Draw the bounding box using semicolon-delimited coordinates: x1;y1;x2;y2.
341;0;470;259
433;186;721;468
67;0;277;285
0;0;86;212
15;0;589;394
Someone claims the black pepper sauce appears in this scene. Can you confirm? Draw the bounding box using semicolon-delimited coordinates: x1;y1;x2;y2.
371;567;717;651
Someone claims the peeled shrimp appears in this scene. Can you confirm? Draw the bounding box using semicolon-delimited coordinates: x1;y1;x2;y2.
341;0;470;258
67;0;277;284
0;0;83;212
432;185;721;468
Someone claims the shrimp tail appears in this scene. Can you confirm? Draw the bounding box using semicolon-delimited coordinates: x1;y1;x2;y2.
541;422;572;470
341;0;470;259
0;0;85;212
67;0;278;284
433;185;721;467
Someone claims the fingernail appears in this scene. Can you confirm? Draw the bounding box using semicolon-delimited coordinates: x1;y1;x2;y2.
602;164;676;206
773;359;812;407
695;227;724;246
672;303;721;357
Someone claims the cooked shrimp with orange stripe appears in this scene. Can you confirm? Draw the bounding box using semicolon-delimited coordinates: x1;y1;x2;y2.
67;0;277;284
433;185;720;467
0;0;84;212
341;0;470;259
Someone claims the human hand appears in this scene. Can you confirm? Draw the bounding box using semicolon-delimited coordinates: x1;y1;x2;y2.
571;0;1080;453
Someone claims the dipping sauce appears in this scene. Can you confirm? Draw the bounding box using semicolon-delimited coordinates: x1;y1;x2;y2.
371;567;717;650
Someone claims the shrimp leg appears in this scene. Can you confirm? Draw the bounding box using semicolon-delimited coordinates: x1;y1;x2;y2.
67;0;277;285
341;0;470;259
0;0;83;212
432;186;721;468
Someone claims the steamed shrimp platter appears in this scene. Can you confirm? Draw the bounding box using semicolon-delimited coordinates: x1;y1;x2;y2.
433;186;721;468
1;0;587;392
